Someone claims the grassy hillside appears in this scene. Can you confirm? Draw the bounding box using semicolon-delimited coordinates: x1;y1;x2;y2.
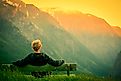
0;64;119;81
0;69;118;81
0;18;30;63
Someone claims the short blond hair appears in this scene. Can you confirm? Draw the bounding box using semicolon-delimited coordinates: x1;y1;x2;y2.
31;39;42;51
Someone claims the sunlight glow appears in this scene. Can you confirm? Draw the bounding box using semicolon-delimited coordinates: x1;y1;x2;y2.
22;0;121;27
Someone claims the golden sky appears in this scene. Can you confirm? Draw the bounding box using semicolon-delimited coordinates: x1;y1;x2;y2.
22;0;121;27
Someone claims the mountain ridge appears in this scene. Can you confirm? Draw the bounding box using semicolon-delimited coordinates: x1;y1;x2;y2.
45;9;121;66
0;0;119;76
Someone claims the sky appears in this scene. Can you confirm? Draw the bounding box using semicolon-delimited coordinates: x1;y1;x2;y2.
22;0;121;27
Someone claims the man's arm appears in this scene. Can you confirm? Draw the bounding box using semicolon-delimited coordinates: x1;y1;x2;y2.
45;54;64;67
12;54;32;67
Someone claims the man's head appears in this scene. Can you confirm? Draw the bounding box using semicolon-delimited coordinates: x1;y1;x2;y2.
31;39;42;52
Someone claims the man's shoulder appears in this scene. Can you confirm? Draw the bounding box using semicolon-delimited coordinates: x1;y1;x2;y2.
40;52;50;58
28;53;34;56
41;52;47;56
26;53;34;58
28;52;49;58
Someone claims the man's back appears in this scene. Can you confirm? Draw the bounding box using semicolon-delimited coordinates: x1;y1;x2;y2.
13;53;64;67
13;39;64;67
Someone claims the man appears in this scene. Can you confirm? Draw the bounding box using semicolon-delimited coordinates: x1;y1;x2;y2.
13;39;64;67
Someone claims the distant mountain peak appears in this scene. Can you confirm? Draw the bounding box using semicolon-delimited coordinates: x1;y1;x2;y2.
46;9;113;35
112;26;121;37
1;0;23;7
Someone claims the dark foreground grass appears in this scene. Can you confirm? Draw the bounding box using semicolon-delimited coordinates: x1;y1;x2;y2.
0;70;120;81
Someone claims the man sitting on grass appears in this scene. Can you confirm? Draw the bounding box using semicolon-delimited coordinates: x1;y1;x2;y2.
13;39;64;67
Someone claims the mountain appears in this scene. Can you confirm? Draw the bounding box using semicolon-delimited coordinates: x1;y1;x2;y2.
112;51;121;78
112;26;121;37
0;0;109;75
47;9;121;66
0;18;30;63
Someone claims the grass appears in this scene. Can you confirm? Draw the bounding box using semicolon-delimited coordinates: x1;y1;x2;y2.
0;64;120;81
0;70;120;81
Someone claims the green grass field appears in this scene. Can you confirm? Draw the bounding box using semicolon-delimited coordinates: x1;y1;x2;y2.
0;69;120;81
0;64;120;81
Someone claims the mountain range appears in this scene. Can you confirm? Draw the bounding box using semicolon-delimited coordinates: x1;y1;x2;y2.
47;9;121;66
0;0;121;76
